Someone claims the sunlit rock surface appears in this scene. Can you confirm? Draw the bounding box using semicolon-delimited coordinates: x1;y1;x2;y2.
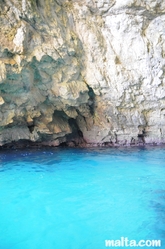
0;0;165;147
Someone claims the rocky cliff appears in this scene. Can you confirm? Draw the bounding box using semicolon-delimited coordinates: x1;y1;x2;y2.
0;0;165;147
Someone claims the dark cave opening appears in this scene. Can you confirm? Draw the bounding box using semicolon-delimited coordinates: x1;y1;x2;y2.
68;118;84;139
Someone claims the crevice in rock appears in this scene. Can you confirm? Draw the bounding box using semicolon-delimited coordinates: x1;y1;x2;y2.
27;124;35;133
138;129;146;144
131;137;136;145
114;132;118;143
36;0;40;8
86;85;95;116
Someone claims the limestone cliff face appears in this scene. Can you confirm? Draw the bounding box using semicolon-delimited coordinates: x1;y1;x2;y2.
0;0;165;146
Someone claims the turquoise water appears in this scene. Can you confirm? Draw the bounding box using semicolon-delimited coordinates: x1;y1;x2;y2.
0;147;165;249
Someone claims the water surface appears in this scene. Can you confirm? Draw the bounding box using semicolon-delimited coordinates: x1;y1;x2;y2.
0;147;165;249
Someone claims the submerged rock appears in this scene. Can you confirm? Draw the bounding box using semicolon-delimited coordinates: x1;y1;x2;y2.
0;0;165;147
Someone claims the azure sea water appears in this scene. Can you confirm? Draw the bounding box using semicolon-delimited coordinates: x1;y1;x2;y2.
0;147;164;249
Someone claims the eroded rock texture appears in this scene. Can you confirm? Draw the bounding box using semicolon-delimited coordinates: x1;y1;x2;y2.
0;0;165;146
